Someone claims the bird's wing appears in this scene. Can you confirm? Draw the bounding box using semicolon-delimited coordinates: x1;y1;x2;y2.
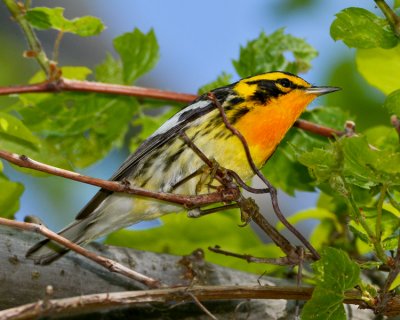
75;90;230;220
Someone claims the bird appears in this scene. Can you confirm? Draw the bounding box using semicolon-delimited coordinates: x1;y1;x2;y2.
26;71;340;264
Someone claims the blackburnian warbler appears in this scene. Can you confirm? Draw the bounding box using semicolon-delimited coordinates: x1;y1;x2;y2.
27;71;339;264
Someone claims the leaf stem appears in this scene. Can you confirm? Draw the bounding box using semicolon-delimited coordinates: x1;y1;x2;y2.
347;189;387;264
53;31;64;64
376;183;388;244
3;0;51;74
374;0;400;37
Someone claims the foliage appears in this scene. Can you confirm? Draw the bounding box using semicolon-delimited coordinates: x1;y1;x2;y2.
1;0;400;317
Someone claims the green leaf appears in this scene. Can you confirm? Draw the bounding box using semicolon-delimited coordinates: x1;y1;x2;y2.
106;211;284;274
390;273;400;290
15;92;138;168
232;29;317;78
0;112;40;147
26;7;105;37
302;248;360;320
300;135;400;192
384;89;400;115
0;173;24;219
341;136;400;187
95;53;124;84
364;126;399;152
349;208;400;250
198;72;232;95
356;45;400;95
395;0;400;9
61;66;92;80
330;8;398;49
113;28;159;84
29;66;92;84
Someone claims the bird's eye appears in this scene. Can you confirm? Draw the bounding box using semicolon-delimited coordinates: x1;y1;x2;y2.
278;78;291;88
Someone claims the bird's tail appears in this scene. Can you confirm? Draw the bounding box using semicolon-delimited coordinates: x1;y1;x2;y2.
26;216;95;265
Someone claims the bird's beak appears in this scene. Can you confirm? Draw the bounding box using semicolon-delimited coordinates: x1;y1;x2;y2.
305;86;341;96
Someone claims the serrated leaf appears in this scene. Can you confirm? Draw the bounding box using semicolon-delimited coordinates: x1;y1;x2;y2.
106;211;284;274
26;7;104;37
356;45;400;95
330;8;398;49
15;92;138;168
384;89;400;115
300;135;400;193
349;208;400;249
341;136;400;187
113;28;159;84
232;29;317;78
302;248;360;320
95;53;123;84
198;72;232;95
0;173;24;219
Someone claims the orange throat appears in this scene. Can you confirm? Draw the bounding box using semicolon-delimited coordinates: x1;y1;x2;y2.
234;91;318;167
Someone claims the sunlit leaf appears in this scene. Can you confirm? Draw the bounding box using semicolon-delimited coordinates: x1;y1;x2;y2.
26;7;105;36
113;28;159;84
356;45;400;95
331;8;398;49
233;29;317;77
302;247;360;320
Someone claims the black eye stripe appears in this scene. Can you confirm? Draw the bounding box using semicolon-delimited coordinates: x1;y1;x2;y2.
277;78;291;88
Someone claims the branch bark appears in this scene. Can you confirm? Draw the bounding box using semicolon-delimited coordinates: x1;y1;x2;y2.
0;225;377;320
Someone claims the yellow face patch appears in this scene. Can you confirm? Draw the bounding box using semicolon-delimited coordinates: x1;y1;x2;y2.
233;71;312;101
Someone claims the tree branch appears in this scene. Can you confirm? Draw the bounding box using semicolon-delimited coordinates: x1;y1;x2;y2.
0;150;239;208
0;285;367;320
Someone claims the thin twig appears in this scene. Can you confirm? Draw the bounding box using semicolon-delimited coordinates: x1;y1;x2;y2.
0;217;161;288
0;285;366;320
374;0;400;37
187;292;218;320
208;246;299;266
0;150;239;208
377;235;400;314
207;92;320;260
3;0;51;74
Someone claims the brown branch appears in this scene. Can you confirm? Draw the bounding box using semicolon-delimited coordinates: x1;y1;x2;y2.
0;217;161;288
0;78;343;138
0;78;197;103
208;246;299;266
0;150;239;208
0;285;366;320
